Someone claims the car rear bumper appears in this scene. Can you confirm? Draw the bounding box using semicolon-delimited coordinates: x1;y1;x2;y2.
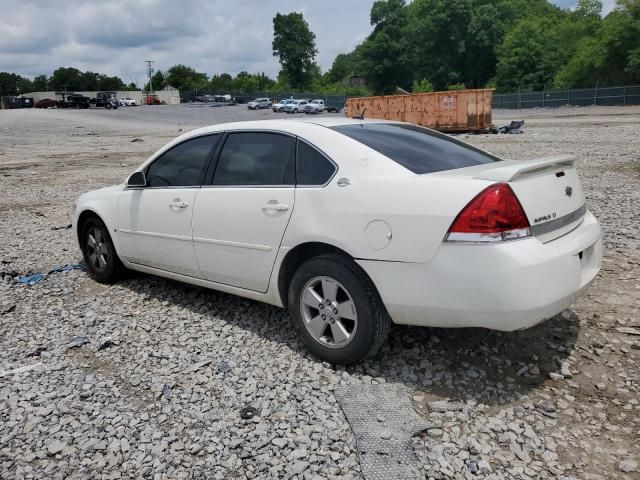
357;210;602;331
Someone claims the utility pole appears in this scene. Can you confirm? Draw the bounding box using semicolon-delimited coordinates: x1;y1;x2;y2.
145;60;154;92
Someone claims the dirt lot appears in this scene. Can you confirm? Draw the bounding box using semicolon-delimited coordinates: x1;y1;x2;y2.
0;105;639;480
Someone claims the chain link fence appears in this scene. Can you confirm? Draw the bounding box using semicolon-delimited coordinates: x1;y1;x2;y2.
493;85;640;109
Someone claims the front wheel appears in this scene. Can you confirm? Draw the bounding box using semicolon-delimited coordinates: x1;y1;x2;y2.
288;254;391;365
105;103;111;109
80;216;125;283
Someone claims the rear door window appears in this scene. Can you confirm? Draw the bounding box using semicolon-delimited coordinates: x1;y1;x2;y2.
212;132;295;186
331;123;501;174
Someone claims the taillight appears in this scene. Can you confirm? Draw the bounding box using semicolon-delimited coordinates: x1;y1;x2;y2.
445;183;531;242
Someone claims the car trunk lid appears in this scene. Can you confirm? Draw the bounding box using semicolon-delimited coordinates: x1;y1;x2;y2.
472;155;586;242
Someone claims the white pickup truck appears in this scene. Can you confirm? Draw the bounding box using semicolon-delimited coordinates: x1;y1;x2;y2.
304;99;326;114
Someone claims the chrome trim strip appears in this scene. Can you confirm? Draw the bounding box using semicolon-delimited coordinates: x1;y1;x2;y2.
119;229;192;242
445;228;531;243
192;237;271;251
531;204;586;236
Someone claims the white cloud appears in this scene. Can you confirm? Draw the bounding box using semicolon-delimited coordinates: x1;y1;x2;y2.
0;0;375;84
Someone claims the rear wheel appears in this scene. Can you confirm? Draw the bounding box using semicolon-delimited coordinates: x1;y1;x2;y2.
105;103;111;109
288;253;390;365
80;216;125;283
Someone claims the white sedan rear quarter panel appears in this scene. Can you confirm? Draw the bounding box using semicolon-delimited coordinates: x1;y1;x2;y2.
277;123;494;263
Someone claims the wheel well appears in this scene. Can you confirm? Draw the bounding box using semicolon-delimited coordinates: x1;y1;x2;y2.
277;242;369;307
76;210;101;239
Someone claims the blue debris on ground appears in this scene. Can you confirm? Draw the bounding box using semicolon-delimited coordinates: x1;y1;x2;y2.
15;261;86;285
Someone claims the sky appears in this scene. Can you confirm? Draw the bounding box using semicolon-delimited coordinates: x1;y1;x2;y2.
0;0;617;86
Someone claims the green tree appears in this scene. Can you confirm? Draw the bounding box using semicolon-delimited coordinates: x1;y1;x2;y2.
50;67;83;91
575;0;603;17
165;65;208;91
33;74;48;91
495;18;566;91
359;0;412;93
0;72;33;96
272;12;318;89
555;0;640;87
412;78;433;93
209;73;233;92
325;52;360;84
145;70;166;91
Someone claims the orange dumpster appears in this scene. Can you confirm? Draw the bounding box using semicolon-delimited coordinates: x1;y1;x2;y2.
345;89;493;132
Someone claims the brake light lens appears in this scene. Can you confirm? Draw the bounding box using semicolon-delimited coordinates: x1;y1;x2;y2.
446;183;531;242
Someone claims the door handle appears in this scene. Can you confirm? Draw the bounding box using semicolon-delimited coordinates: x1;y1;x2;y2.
262;203;289;212
169;201;189;209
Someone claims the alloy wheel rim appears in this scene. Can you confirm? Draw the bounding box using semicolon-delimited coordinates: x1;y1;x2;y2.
86;226;109;272
300;276;358;349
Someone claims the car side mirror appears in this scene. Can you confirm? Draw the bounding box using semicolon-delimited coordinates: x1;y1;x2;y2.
127;171;146;187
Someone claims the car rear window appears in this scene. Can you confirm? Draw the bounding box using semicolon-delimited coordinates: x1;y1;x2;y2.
331;123;501;174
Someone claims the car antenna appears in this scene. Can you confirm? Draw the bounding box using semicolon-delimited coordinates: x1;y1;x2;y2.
351;108;366;120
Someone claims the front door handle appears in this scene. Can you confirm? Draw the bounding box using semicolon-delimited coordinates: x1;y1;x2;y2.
262;203;289;212
169;201;189;209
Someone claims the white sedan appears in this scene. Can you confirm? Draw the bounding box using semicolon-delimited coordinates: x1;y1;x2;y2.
119;97;137;106
72;118;602;364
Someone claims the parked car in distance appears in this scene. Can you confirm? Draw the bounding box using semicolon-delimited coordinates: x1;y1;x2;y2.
35;99;57;109
119;97;137;106
304;99;325;114
72;118;602;365
272;98;294;112
95;91;119;109
247;98;272;110
284;99;308;113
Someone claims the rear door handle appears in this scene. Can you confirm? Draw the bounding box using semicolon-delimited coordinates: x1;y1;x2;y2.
169;201;189;209
262;203;289;212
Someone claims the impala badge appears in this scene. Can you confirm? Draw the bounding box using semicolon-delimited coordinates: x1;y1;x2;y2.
565;186;573;197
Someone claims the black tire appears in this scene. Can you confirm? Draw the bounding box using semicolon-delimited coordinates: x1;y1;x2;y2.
80;216;125;284
288;253;391;365
105;103;111;109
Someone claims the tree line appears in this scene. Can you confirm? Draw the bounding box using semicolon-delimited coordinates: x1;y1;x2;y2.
0;68;133;97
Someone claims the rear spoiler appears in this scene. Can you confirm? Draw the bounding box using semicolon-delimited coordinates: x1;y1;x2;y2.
473;155;576;182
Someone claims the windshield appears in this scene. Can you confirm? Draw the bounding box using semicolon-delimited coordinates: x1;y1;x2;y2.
331;123;501;174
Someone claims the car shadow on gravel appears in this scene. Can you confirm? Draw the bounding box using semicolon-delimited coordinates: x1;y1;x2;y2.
118;273;579;407
364;312;580;407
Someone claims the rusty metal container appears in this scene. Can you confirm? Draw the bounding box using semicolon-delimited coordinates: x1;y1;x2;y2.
344;89;493;132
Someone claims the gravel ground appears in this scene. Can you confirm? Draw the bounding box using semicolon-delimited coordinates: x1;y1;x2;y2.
0;104;638;480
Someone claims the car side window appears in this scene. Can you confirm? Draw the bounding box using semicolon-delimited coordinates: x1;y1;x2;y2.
212;132;295;186
146;134;219;187
296;140;336;186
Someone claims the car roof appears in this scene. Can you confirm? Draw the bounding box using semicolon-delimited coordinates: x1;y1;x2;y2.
187;117;389;135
